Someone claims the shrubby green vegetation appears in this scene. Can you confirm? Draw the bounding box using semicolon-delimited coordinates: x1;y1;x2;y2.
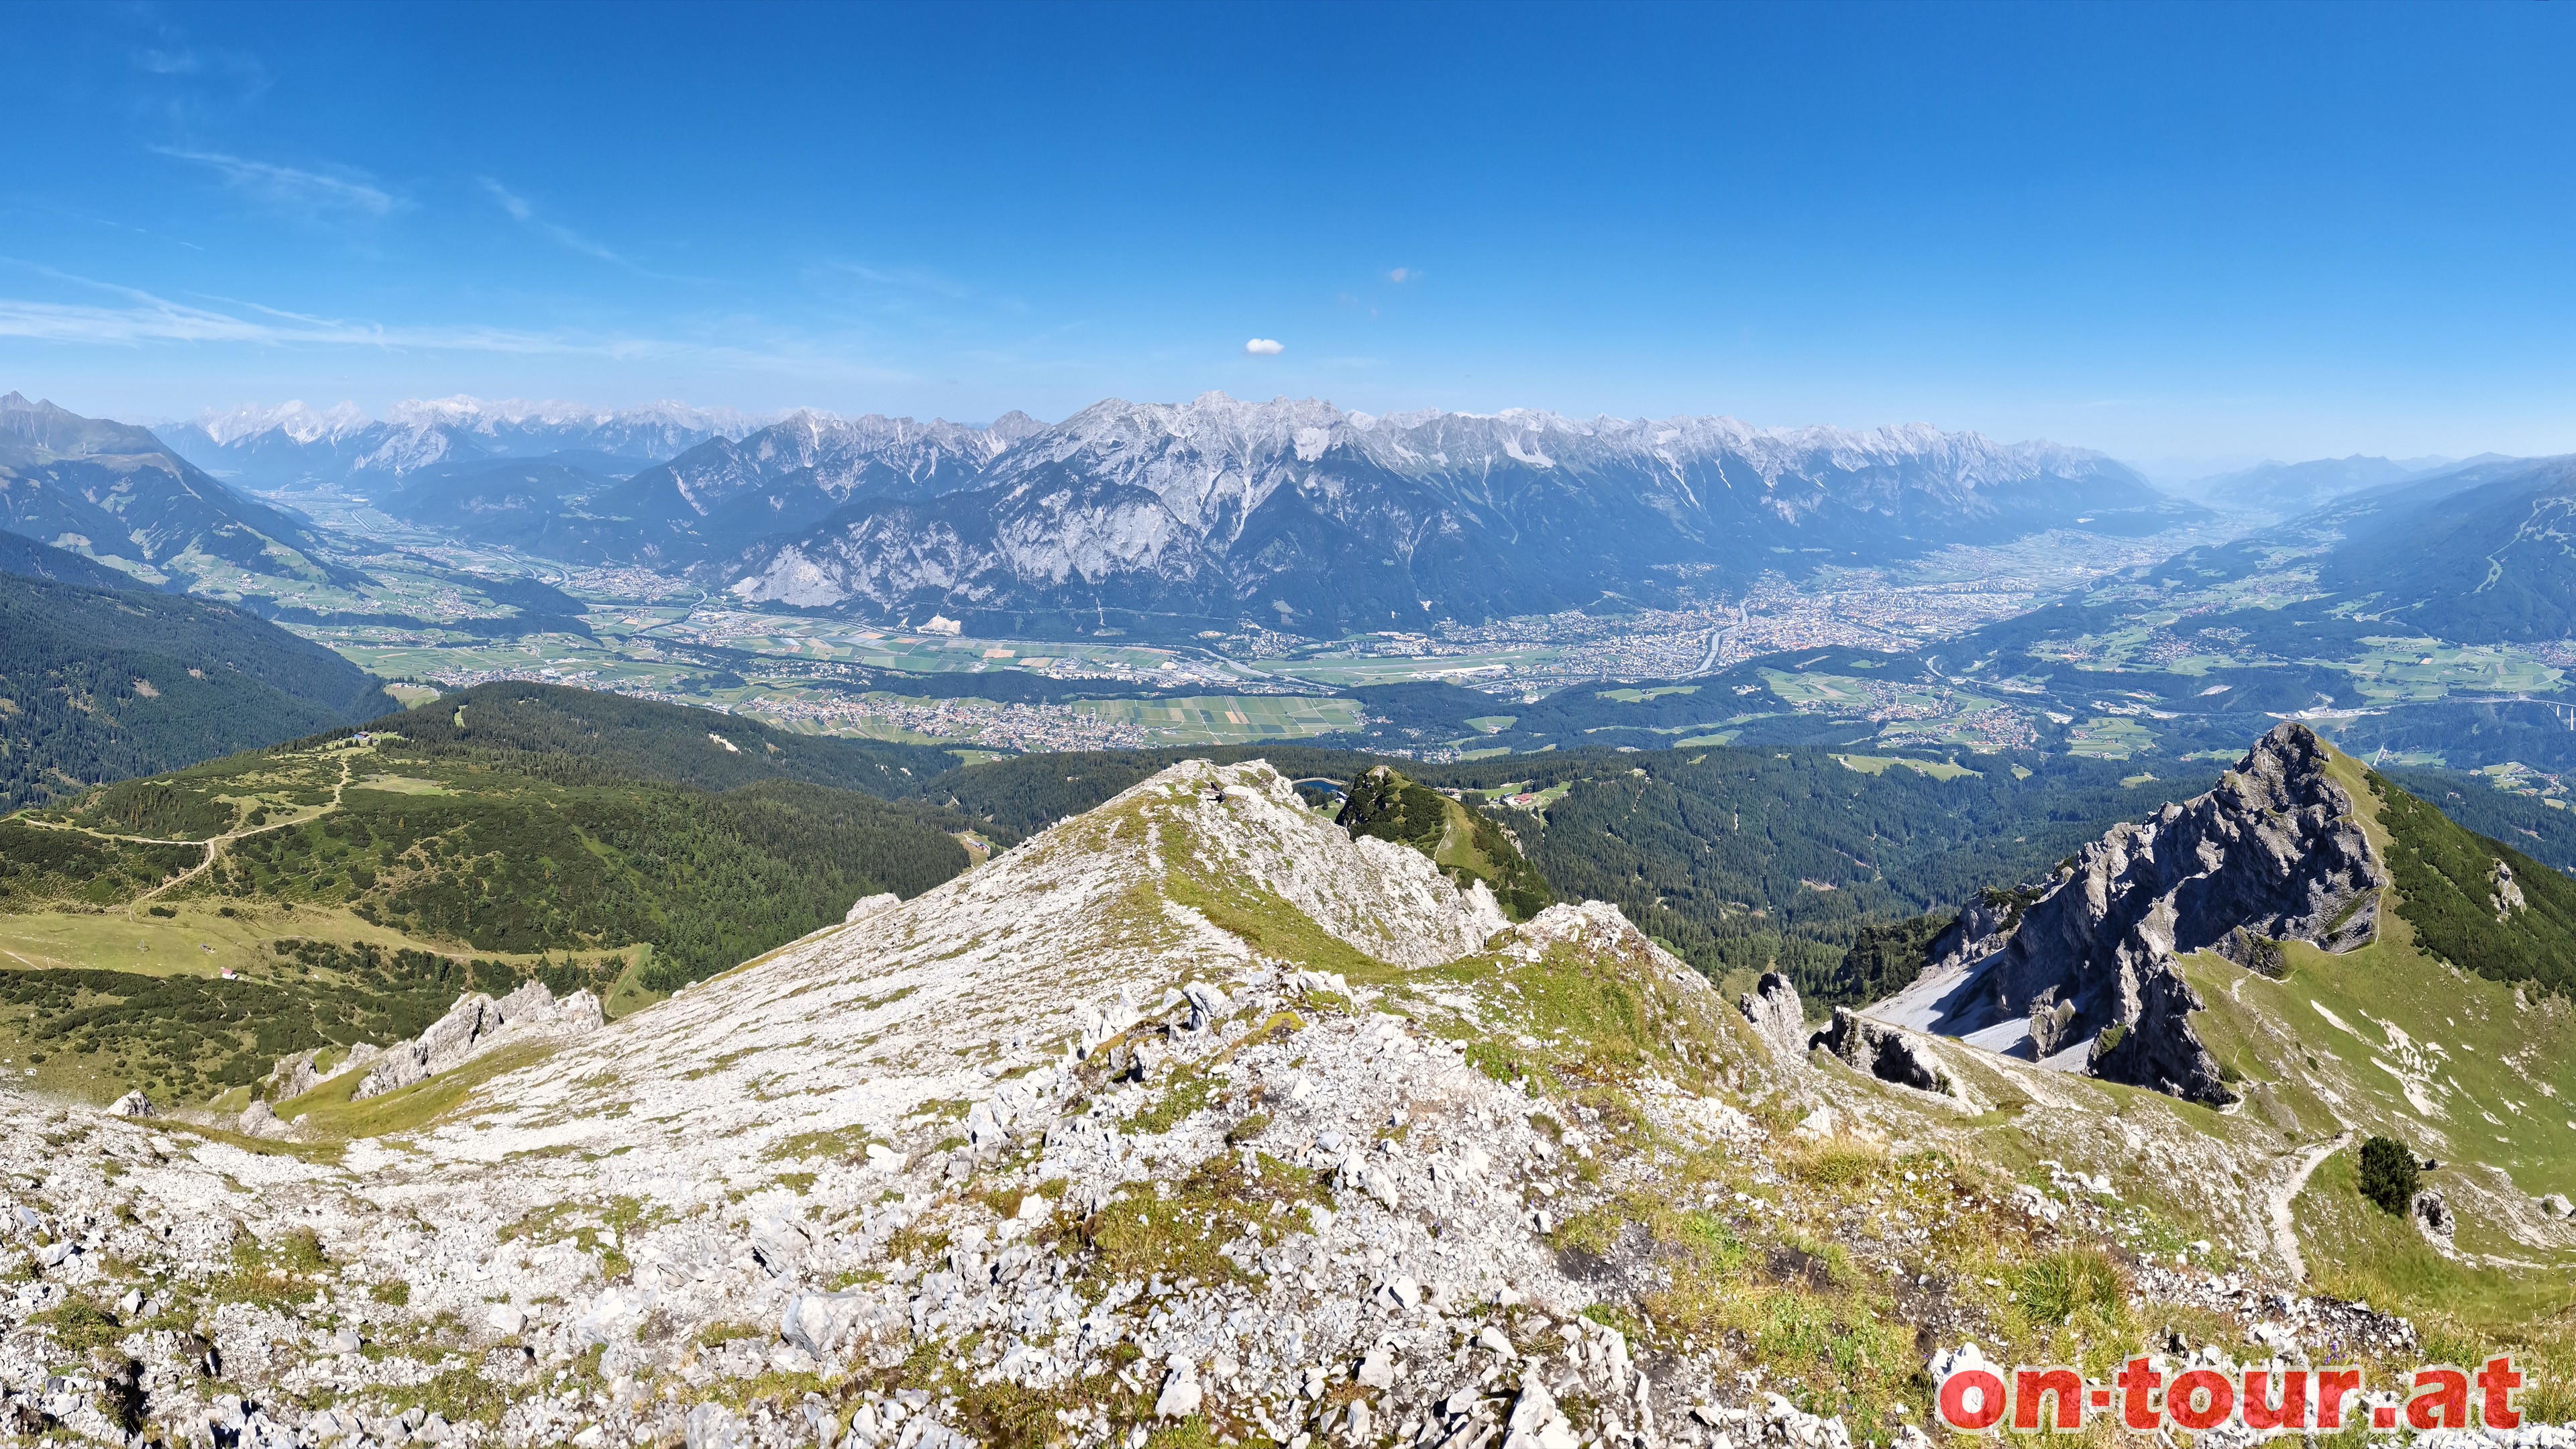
0;822;198;910
2383;766;2576;875
2369;769;2576;995
1338;765;1450;851
207;776;967;987
0;943;620;1103
1336;764;1551;920
158;760;970;991
3;686;988;1075
1811;912;1955;1006
373;681;953;799
2358;1134;2420;1215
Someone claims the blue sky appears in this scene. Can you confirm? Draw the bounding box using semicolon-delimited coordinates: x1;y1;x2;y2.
4;1;2573;468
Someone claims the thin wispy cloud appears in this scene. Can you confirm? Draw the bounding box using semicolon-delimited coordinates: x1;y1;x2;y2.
827;261;973;301
477;178;631;268
152;147;399;218
1387;267;1419;284
0;263;910;382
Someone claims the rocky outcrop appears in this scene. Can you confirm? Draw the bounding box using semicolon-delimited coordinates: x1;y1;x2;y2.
263;1043;385;1103
237;1100;294;1140
354;980;603;1099
2416;1189;2455;1240
1870;724;2385;1106
844;892;900;924
1737;972;1810;1061
2492;859;2528;922
1810;1008;1953;1096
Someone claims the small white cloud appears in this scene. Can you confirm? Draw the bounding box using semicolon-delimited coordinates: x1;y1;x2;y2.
1244;337;1285;356
1387;267;1418;284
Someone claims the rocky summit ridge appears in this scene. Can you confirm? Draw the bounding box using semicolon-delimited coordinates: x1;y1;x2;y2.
1866;722;2383;1104
0;754;2526;1449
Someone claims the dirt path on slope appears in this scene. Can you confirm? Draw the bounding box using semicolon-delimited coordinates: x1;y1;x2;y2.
123;755;356;910
2271;1130;2353;1283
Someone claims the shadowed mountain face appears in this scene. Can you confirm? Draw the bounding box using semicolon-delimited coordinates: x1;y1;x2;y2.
0;392;357;591
721;393;2190;639
0;555;398;810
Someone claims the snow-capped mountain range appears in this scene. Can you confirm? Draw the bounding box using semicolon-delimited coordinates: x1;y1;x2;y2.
132;390;2186;638
716;392;2185;637
157;396;771;488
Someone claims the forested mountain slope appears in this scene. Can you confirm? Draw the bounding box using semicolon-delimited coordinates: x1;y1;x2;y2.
370;681;959;798
0;392;358;592
0;566;398;810
0;712;984;1102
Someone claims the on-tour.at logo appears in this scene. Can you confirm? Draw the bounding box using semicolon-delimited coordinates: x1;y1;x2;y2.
1935;1353;2524;1434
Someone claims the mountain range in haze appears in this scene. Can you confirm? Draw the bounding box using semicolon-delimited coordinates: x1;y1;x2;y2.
2169;452;2518;513
156;396;769;488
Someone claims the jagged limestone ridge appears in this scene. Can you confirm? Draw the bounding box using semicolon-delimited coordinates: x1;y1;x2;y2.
1870;722;2385;1105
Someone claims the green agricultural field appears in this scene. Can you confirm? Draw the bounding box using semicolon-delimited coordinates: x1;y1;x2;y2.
1252;647;1554;687
2330;637;2565;703
1832;753;1981;781
1597;684;1701;704
1072;694;1364;743
2065;716;2158;759
1760;669;1873;708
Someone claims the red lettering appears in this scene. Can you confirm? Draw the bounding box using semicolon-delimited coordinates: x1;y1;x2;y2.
2014;1368;2085;1432
1941;1369;2008;1433
2169;1369;2236;1431
2116;1357;2163;1432
2410;1368;2471;1431
2481;1356;2524;1430
2315;1368;2362;1430
2241;1370;2308;1432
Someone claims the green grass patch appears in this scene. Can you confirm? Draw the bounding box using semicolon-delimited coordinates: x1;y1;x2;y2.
1078;1152;1325;1285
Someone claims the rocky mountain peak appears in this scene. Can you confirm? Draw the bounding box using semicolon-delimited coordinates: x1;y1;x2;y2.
1868;723;2385;1105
